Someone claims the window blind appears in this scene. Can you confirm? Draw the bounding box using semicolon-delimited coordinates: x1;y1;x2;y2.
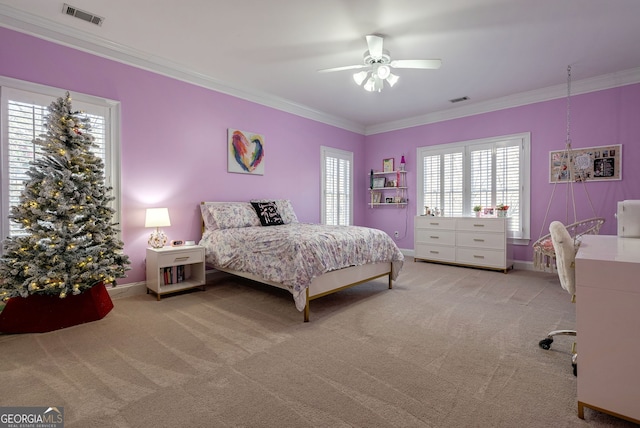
321;147;353;226
2;87;111;239
418;133;530;241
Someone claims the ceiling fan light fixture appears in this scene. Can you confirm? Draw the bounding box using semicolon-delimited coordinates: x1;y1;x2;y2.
363;76;376;92
386;72;399;87
353;71;369;86
376;65;391;79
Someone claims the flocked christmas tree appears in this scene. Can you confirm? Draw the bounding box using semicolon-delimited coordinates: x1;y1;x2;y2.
0;92;130;300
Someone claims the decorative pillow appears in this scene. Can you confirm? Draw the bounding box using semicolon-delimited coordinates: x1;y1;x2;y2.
250;199;298;224
201;202;261;230
251;201;284;226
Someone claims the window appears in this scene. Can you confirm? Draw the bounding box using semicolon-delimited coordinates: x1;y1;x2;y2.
1;79;121;243
321;146;353;225
417;133;530;242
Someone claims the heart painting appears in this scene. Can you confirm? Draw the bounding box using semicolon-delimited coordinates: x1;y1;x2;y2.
228;129;265;175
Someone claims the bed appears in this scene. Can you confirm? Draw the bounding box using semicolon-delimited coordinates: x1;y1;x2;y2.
199;200;404;321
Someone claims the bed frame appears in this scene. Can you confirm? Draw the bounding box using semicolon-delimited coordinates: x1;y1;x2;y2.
200;201;393;321
213;262;393;322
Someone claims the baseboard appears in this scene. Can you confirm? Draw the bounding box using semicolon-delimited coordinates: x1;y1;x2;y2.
107;281;147;299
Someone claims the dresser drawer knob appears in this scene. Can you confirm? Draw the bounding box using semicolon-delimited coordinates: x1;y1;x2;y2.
174;256;189;262
473;238;485;242
473;255;485;259
429;250;440;254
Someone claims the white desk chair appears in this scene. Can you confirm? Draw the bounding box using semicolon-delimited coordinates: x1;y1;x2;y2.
539;220;578;376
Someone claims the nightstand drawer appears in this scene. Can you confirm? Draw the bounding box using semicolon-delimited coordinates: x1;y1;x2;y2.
156;249;204;267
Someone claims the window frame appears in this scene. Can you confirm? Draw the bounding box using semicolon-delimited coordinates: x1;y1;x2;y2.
416;132;531;244
320;146;353;226
0;77;122;246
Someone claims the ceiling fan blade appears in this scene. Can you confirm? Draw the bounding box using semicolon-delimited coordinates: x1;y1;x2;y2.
366;35;384;60
318;64;368;73
389;59;442;69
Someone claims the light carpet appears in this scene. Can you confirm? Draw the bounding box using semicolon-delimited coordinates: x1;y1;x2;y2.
0;259;636;427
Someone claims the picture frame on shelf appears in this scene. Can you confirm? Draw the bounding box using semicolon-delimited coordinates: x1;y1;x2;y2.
383;158;394;172
372;177;386;188
385;197;393;203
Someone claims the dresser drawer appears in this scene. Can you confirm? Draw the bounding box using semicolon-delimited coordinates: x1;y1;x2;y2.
456;231;505;250
415;216;456;230
456;248;505;269
457;218;505;233
415;244;456;262
415;229;455;246
156;249;204;267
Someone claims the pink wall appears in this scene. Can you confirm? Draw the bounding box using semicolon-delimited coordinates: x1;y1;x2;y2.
1;27;639;282
365;85;640;262
0;28;366;284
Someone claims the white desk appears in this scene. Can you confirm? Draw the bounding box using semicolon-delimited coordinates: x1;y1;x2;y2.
575;235;640;424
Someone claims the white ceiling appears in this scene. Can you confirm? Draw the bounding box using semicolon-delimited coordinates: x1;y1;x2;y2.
2;0;640;134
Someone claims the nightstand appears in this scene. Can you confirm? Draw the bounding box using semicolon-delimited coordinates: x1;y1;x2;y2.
146;245;206;300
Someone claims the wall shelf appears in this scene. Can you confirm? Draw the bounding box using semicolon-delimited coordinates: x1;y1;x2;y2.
369;169;407;208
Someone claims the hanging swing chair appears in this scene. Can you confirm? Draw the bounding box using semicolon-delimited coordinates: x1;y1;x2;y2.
532;66;605;272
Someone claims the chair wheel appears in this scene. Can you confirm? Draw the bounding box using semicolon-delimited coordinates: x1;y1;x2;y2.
539;338;553;350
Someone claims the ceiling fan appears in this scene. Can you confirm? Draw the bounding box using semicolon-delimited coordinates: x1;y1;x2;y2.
318;34;442;92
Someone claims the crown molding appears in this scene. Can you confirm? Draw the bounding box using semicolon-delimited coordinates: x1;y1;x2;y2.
2;4;638;137
0;4;365;135
365;67;640;135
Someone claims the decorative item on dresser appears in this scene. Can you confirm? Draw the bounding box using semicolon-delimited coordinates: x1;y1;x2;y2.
414;216;513;273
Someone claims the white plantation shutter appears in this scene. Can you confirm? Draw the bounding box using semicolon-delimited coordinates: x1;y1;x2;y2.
321;146;353;225
470;147;492;209
418;133;530;241
1;83;118;241
421;149;463;217
496;143;521;234
443;152;464;217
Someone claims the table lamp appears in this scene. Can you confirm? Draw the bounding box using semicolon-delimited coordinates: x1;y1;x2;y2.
145;208;171;248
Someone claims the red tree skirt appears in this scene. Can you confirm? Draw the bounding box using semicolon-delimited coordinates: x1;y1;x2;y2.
0;282;113;333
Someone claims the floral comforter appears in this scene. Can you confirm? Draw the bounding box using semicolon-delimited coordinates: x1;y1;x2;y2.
199;223;404;311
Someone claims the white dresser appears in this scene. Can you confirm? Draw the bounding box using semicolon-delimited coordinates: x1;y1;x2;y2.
414;216;512;272
575;235;640;424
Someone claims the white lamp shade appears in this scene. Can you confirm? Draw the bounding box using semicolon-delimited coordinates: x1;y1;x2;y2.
386;73;399;87
353;71;368;85
145;208;171;228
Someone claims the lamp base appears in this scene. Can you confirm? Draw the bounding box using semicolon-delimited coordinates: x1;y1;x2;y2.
148;230;167;248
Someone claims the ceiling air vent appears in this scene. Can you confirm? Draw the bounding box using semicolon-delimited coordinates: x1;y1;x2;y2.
449;96;470;104
62;4;104;26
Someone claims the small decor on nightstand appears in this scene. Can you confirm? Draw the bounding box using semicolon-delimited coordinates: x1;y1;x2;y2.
145;208;171;248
